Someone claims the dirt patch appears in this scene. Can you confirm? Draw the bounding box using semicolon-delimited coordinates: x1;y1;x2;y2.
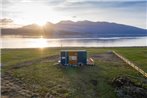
90;79;98;86
111;76;147;98
91;51;124;63
1;72;40;98
40;55;59;63
11;55;59;69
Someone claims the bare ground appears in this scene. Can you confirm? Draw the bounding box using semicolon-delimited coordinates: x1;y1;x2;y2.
1;72;39;98
91;51;124;63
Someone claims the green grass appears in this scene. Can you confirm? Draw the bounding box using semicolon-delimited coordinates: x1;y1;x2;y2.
1;47;147;98
113;47;147;72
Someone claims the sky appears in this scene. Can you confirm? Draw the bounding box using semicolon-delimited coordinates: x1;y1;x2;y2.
0;0;147;29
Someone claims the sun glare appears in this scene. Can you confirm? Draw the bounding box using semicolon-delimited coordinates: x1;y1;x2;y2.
29;36;48;48
35;20;47;26
37;37;48;48
14;4;59;26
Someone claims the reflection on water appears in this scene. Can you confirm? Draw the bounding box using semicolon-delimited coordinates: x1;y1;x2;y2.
1;36;147;48
29;37;48;48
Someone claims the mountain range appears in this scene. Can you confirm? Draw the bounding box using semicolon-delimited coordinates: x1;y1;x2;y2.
1;21;147;38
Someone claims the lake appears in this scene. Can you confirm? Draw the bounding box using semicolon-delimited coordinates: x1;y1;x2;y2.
1;36;147;48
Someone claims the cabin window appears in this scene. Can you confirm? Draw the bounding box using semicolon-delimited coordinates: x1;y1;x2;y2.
69;56;77;60
62;57;66;59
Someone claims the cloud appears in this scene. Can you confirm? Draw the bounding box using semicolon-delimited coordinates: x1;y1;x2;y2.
0;18;22;28
0;18;13;28
66;0;136;1
55;1;146;11
2;0;65;5
0;18;13;24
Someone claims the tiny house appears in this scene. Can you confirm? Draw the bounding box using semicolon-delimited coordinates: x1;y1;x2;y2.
60;50;87;66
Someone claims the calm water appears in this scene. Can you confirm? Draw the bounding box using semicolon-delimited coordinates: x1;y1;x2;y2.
1;36;147;48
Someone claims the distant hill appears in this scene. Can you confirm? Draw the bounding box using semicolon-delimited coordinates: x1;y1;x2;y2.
1;21;147;38
1;23;54;37
54;21;147;38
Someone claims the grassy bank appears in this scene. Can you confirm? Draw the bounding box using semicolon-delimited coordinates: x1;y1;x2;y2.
1;47;147;98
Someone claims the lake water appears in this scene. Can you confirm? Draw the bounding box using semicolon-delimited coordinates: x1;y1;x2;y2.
1;36;147;48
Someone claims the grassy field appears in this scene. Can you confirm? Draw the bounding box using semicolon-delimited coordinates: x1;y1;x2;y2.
1;47;147;98
113;47;147;72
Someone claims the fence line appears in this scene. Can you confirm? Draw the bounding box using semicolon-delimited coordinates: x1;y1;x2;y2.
112;51;147;78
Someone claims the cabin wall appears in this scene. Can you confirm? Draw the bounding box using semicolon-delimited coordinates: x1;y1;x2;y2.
60;50;87;66
77;51;87;65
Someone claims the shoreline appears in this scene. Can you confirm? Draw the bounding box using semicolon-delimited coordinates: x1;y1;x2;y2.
1;46;147;49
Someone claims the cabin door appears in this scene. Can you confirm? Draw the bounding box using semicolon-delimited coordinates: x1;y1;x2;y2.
69;52;77;65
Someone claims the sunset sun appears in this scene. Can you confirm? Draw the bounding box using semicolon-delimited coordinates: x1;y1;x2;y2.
35;20;47;26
